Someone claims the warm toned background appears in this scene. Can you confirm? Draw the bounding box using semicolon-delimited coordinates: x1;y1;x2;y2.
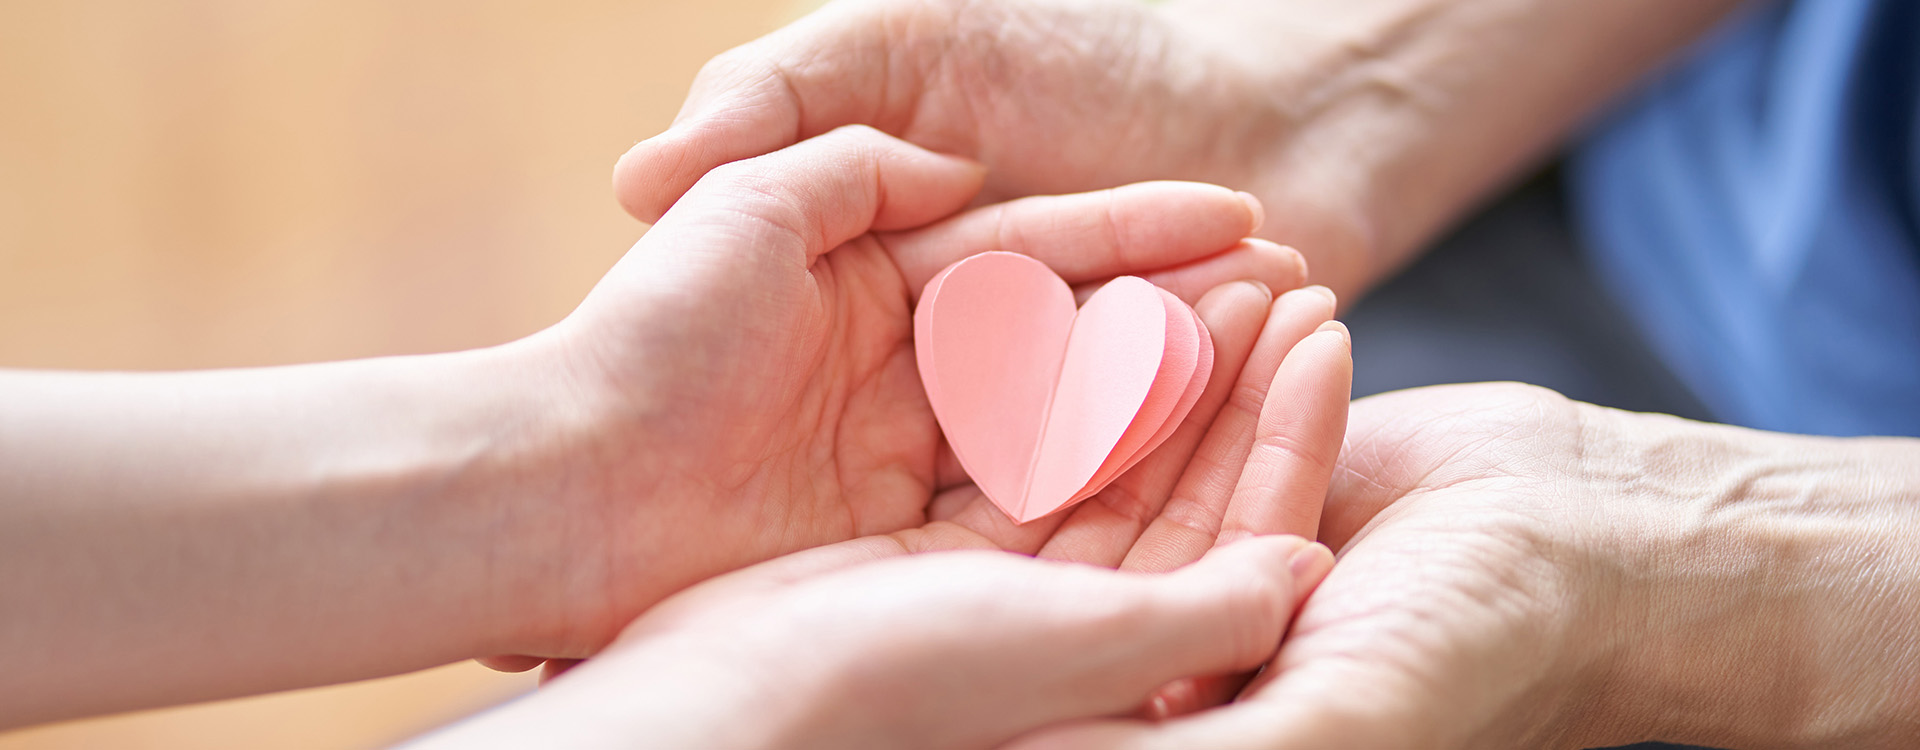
0;0;801;746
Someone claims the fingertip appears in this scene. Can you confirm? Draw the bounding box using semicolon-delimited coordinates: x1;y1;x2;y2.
1272;243;1309;290
1313;319;1350;345
1271;284;1338;327
1202;532;1310;564
1235;191;1265;234
1194;278;1274;318
611;135;676;223
1288;541;1335;594
613;125;723;224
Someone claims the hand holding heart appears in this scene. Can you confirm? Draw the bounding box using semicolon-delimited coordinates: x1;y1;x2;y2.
917;253;1213;523
492;124;1313;660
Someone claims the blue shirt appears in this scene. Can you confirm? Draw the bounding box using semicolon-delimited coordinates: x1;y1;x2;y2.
1570;0;1920;437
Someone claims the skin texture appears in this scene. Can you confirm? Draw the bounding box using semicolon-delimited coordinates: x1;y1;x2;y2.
611;0;1743;298
0;126;1326;727
427;249;1360;746
413;538;1334;750
1008;384;1920;750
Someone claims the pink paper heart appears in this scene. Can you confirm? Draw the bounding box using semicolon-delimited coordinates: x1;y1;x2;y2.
914;252;1212;523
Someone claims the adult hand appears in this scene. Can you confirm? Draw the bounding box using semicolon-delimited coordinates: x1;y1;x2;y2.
1015;383;1920;749
415;535;1332;750
611;0;1740;299
497;123;1307;660
611;0;1378;294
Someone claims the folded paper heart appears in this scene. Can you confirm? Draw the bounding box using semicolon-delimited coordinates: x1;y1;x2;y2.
914;252;1213;524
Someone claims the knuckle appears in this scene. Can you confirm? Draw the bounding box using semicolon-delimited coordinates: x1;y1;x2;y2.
1092;482;1159;528
1250;430;1334;474
1228;380;1273;419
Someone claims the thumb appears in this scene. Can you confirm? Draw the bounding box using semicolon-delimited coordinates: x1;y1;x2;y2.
620;124;984;283
882;536;1332;749
613;3;914;223
1132;536;1333;682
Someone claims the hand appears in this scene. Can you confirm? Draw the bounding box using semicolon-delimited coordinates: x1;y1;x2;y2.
609;0;1380;295
1015;383;1920;749
0;122;1308;725
414;535;1333;750
487;196;1356;680
491;124;1309;659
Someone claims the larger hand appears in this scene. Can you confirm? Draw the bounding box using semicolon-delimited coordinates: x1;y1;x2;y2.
1018;383;1920;749
610;0;1376;293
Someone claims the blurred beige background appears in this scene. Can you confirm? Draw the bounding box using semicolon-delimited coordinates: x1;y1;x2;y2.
0;0;796;746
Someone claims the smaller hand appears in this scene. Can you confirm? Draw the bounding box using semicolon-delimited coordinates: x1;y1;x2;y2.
485;123;1303;660
414;535;1334;750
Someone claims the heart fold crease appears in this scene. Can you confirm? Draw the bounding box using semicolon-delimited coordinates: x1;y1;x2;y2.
914;252;1213;523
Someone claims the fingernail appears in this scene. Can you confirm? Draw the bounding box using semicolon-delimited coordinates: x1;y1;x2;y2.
1236;191;1265;233
1241;280;1273;301
1314;319;1350;345
1304;284;1337;307
1289;542;1335;587
1146;693;1174;721
1280;244;1309;284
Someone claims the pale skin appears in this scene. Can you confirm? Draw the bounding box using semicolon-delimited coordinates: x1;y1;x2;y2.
0;125;1356;730
415;537;1334;750
605;0;1920;746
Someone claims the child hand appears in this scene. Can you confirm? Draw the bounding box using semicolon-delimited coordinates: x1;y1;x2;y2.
493;124;1305;658
417;535;1333;749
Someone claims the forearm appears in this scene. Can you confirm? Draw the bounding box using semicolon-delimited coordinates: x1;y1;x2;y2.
0;343;574;726
1166;0;1746;296
1578;413;1920;748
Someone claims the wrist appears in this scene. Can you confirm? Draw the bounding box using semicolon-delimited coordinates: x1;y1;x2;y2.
408;637;790;749
424;332;649;658
1571;411;1920;748
1160;0;1742;299
1154;0;1452;297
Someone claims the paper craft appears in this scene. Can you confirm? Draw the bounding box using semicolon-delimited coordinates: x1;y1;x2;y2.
914;252;1213;524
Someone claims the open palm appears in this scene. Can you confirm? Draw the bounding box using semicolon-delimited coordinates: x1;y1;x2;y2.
504;125;1298;657
1015;383;1642;749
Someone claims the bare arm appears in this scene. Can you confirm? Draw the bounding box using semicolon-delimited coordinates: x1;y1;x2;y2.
1166;0;1746;291
0;350;565;726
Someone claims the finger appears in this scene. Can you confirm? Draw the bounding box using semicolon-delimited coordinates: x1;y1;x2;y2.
1140;672;1255;722
612;3;909;222
1131;536;1326;684
1010;641;1420;750
1218;321;1353;541
879;182;1263;298
475;655;546;673
641;124;984;270
935;241;1296;497
993;536;1319;730
1120;286;1338;573
1032;281;1271;565
1073;240;1307;307
1139;542;1334;720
